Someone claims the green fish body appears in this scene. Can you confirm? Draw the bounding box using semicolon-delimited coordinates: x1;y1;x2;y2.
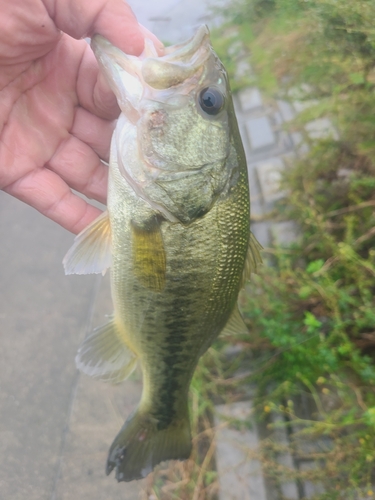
64;26;262;482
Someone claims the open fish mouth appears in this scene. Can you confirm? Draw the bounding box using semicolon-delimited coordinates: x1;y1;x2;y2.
91;25;231;225
91;25;212;113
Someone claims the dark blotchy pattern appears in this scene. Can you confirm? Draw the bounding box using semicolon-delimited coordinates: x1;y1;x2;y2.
109;142;249;429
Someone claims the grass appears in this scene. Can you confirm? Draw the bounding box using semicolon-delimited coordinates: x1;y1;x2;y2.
144;1;375;498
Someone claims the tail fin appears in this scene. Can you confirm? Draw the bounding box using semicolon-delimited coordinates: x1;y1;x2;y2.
106;408;192;482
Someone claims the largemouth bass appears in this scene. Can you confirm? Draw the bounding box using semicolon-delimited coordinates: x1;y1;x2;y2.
63;25;262;482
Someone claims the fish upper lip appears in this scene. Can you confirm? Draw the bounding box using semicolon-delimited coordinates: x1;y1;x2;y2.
162;25;210;61
91;24;210;65
91;25;212;91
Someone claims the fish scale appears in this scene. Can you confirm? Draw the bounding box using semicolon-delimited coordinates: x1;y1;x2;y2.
63;25;262;483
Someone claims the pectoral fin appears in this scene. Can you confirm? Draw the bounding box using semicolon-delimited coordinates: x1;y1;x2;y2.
63;210;112;275
131;219;166;292
76;317;137;383
221;305;248;337
241;232;263;286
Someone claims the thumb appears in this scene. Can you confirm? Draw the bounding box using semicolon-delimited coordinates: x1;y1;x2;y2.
48;0;161;55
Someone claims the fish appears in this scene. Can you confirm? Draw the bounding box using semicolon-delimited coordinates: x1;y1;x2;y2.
63;25;262;482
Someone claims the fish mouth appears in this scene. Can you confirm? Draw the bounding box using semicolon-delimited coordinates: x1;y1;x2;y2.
91;25;212;112
91;27;228;225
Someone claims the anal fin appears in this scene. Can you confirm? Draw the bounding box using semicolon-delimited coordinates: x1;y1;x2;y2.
76;317;137;384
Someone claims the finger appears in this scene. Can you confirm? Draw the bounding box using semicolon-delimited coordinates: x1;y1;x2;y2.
4;167;102;234
70;106;115;161
50;0;145;55
47;135;108;205
76;43;120;120
76;32;163;121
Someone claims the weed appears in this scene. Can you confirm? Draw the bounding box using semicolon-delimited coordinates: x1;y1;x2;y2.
145;1;375;497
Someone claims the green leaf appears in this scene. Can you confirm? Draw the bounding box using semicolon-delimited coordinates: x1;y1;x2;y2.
304;311;322;329
299;285;314;299
306;259;325;274
349;72;365;85
364;407;375;427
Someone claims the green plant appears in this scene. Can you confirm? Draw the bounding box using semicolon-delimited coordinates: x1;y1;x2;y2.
145;1;375;497
213;0;375;496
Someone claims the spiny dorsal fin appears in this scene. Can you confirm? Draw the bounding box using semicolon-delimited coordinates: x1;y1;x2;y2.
131;219;166;292
76;317;137;384
63;210;111;275
241;232;263;286
221;305;248;337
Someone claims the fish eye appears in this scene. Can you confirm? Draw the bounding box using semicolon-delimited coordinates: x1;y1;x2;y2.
198;87;225;116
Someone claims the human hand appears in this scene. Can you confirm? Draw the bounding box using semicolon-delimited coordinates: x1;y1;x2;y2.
0;0;162;234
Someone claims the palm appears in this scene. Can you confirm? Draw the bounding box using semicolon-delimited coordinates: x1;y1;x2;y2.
0;0;158;233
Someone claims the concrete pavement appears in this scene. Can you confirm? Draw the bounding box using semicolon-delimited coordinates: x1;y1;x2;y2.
0;194;96;499
0;2;226;500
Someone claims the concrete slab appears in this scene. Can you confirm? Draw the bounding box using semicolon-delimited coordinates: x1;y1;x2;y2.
227;40;246;58
288;85;318;114
52;274;144;500
235;59;253;81
0;194;144;500
305;118;339;140
0;193;97;500
238;88;263;112
246;116;276;151
251;222;271;249
291;131;310;155
269;413;299;499
291;131;303;147
271;221;300;247
299;461;325;498
276;100;296;123
292;99;319;114
215;401;268;500
256;158;286;205
273;110;284;127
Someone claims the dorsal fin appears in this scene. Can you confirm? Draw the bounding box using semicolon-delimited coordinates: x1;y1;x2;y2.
221;305;249;337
